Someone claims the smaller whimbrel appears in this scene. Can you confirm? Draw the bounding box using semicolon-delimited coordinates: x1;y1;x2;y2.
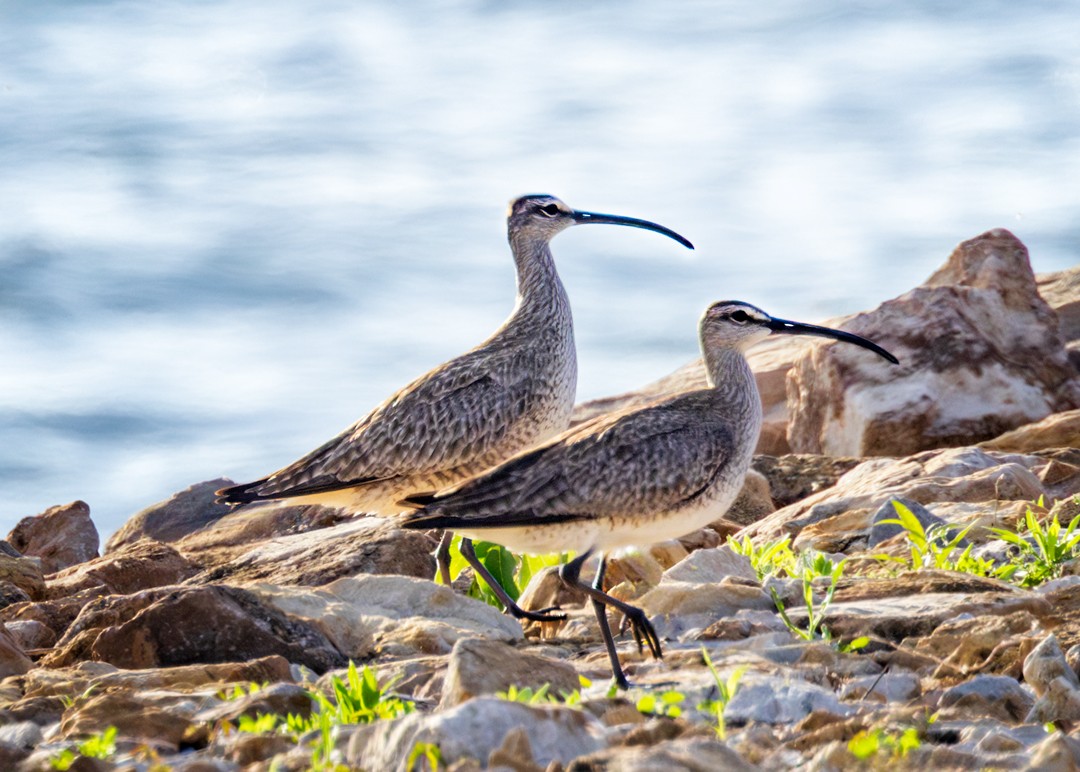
399;301;898;688
217;195;693;618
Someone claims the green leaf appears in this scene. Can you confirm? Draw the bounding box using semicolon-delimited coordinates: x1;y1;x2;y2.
848;729;881;759
842;636;870;652
473;541;522;603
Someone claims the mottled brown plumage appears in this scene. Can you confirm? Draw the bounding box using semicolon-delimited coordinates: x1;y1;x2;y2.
217;195;692;519
401;301;898;687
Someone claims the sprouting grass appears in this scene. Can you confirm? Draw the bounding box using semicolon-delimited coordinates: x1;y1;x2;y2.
635;690;686;718
727;534;797;580
441;534;571;611
699;648;745;740
217;662;413;772
879;497;1080;588
874;500;1015;580
496;678;585;708
216;681;269;701
848;725;921;761
769;552;868;652
407;741;443;772
990;500;1080;587
50;726;118;770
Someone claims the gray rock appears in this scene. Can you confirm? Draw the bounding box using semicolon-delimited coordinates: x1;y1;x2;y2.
662;546;756;584
957;718;1048;753
1024;731;1080;772
566;737;754;771
724;677;850;725
4;619;56;650
839;671;921;702
637;579;773;639
0;720;43;749
745;446;1048;543
354;696;605;771
440;637;580;708
1024;634;1080;696
1026;676;1080;725
939;675;1034;723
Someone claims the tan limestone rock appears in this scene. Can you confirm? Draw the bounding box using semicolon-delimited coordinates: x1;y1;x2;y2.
21;655;291;700
7;501;99;574
787;230;1080;457
0;624;33;678
251;574;522;661
181;516;436;587
1038;266;1080;345
44;584;344;672
0;552;45;603
980;409;1080;454
45;540;199;600
742;446;1048;543
439;637;580;708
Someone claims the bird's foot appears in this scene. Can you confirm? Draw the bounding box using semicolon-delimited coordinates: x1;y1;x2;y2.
507;603;567;624
619;607;663;660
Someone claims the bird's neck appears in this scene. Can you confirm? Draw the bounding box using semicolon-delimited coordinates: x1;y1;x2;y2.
703;345;763;426
508;237;570;321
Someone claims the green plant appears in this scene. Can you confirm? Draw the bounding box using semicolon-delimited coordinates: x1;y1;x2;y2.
217;681;269;701
698;648;745;740
214;663;413;772
51;726;119;770
440;534;571;611
770;553;867;652
497;676;587;707
407;741;442;772
237;713;281;734
875;500;1015;581
848;726;921;761
990;502;1080;587
727;534;797;580
635;689;685;718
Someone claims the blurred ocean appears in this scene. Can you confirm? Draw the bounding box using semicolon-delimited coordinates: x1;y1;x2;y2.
1;1;1078;539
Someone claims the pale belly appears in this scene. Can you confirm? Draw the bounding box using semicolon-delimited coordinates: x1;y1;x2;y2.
453;483;742;556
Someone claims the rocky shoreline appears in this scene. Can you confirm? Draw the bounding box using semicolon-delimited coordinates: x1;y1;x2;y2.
1;229;1078;770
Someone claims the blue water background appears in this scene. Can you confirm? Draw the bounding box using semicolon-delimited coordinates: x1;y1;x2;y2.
1;1;1078;538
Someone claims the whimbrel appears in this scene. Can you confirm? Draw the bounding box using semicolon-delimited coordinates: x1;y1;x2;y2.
217;195;693;618
399;301;898;687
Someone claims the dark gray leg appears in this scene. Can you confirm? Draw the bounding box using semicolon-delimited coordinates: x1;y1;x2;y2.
460;538;567;623
559;550;662;690
434;530;453;587
590;555;627;689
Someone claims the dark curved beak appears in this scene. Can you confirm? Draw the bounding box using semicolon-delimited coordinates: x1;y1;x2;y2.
571;210;694;250
766;317;899;364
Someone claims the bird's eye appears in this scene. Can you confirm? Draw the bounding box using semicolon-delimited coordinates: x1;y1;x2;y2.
538;203;561;217
729;310;750;323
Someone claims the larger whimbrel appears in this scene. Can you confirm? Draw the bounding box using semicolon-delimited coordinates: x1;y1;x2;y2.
217;195;693;617
400;300;898;687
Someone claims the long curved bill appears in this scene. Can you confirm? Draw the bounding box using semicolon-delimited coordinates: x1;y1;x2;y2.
571;210;694;250
766;317;899;364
